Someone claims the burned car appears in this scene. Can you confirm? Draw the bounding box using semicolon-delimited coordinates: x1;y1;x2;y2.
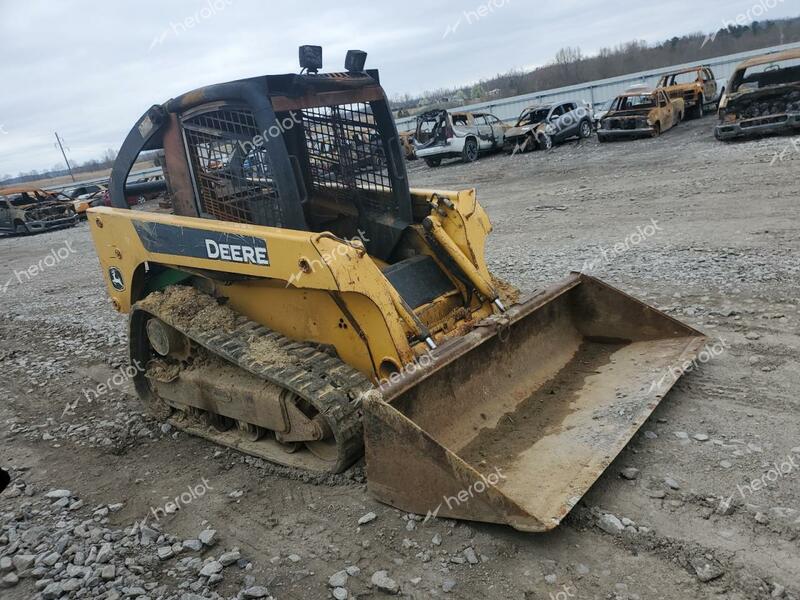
597;89;684;142
715;50;800;141
64;184;107;219
504;102;593;153
414;110;506;167
0;187;79;235
95;178;168;209
658;65;719;119
65;183;106;201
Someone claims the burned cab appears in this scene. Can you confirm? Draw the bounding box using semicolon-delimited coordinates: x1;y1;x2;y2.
0;187;79;235
715;50;800;141
597;89;684;142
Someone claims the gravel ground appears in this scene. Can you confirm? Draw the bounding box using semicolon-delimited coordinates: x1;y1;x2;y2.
1;115;799;600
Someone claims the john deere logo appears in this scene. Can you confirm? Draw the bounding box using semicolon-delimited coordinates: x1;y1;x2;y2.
109;267;125;291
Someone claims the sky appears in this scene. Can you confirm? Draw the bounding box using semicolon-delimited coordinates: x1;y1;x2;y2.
0;0;797;177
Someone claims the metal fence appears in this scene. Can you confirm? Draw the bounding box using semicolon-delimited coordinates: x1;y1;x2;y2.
395;41;800;131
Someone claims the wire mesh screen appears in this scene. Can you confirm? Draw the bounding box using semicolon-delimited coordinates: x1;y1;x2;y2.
300;103;395;213
182;107;283;226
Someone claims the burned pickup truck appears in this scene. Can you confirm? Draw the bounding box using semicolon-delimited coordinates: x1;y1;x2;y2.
657;65;719;119
597;89;684;142
0;187;79;235
715;50;800;141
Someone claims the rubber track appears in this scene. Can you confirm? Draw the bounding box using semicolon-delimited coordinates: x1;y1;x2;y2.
133;295;374;473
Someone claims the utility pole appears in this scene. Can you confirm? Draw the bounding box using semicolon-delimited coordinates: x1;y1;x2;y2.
54;132;75;182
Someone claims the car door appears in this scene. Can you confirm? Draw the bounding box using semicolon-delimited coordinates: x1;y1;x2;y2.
702;68;717;101
0;198;10;230
559;103;581;139
472;114;495;150
658;91;675;127
484;114;506;146
547;105;565;141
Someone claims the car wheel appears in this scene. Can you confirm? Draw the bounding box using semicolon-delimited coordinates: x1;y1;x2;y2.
462;138;479;163
424;157;442;168
538;133;553;151
14;222;28;235
651;123;662;138
579;120;592;139
695;95;705;119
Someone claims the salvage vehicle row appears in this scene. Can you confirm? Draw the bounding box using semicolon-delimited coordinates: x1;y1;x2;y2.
409;50;800;166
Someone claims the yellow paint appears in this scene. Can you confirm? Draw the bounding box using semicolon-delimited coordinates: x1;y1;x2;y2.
87;187;501;382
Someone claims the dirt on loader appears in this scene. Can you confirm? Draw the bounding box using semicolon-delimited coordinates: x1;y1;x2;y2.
247;337;293;370
1;115;799;600
457;340;623;468
140;286;292;369
491;275;521;307
140;286;237;334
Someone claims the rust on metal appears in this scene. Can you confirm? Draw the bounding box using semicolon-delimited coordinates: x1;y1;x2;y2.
271;85;385;113
162;113;200;218
364;273;706;532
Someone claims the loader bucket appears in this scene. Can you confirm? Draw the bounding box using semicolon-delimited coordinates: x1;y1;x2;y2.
363;273;706;532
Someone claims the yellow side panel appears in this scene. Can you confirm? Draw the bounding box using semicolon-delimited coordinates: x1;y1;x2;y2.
218;281;400;380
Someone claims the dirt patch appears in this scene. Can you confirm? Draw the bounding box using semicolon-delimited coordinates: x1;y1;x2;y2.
140;285;236;333
492;274;521;306
458;340;621;468
145;358;181;382
247;335;292;369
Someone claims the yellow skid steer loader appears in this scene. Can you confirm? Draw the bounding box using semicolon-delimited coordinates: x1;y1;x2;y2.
88;47;705;532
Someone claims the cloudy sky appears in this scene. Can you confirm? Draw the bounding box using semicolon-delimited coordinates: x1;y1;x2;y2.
0;0;797;177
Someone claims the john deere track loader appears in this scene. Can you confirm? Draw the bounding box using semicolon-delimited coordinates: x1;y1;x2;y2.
88;47;705;532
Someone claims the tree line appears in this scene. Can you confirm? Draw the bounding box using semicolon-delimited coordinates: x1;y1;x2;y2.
392;16;800;113
1;149;162;188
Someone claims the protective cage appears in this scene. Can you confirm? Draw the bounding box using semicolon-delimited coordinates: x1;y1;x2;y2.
181;104;284;227
300;102;395;212
181;100;398;232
